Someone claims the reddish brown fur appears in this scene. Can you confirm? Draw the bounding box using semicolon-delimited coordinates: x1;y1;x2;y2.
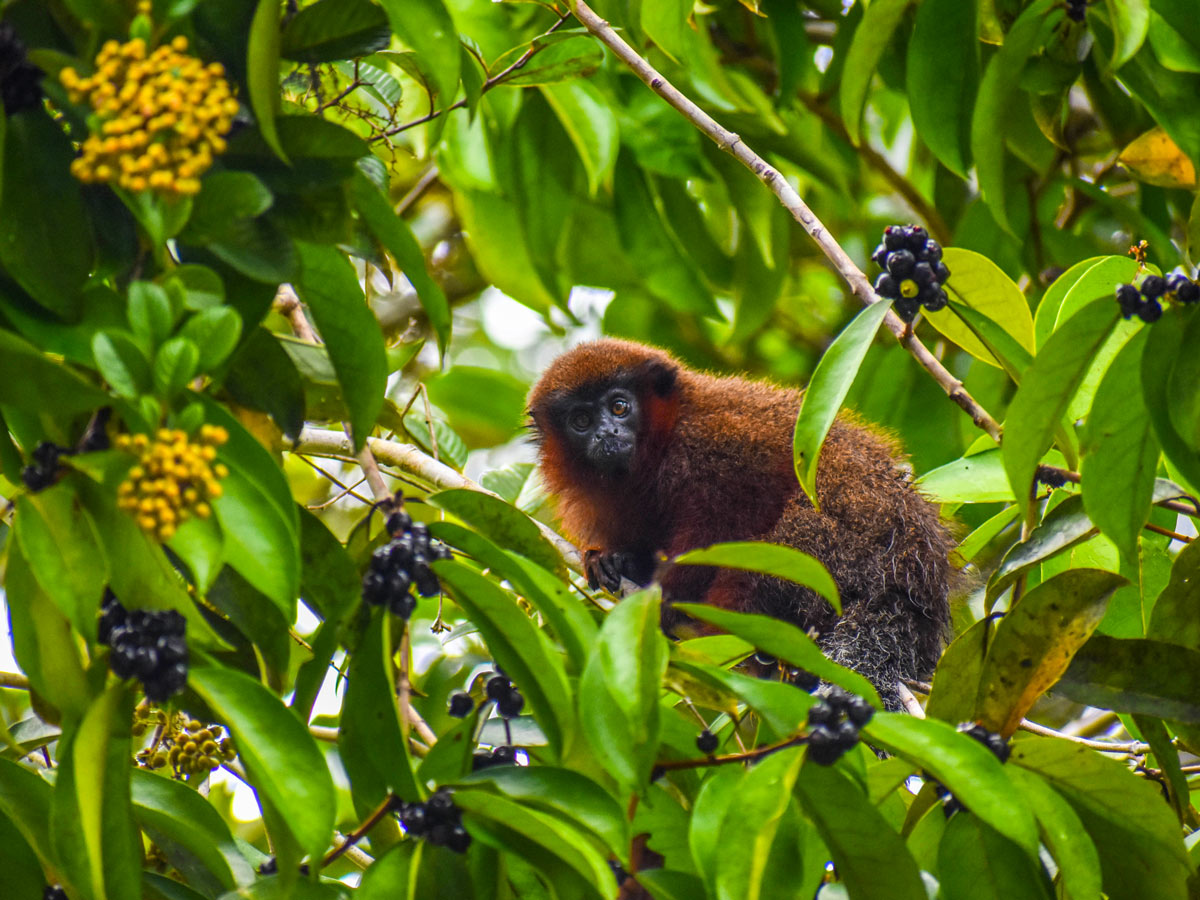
528;339;952;707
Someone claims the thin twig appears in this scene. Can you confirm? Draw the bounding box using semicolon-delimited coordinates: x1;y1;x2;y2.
295;427;583;572
568;0;1003;444
655;732;804;773
273;285;317;343
322;792;398;867
0;671;31;690
1017;718;1150;754
1144;521;1193;543
395;165;441;216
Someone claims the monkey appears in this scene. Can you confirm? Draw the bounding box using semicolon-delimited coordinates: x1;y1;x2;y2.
527;338;953;710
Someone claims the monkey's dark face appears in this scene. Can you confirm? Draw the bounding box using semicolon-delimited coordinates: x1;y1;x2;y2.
557;386;641;477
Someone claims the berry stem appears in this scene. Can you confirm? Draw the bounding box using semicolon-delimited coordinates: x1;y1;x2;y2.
321;792;400;868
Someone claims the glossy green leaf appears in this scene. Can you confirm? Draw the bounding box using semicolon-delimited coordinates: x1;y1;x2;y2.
153;337;201;398
840;0;914;145
208;217;298;284
182;172;274;245
424;365;529;449
213;465;298;619
491;33;605;88
339;612;422;813
1166;304;1200;445
298;506;361;622
178;307;243;372
793;297;893;508
1081;328;1158;562
673;603;883;708
1146;540;1200;650
0;792;47;898
540;80;618;196
578;587;669;788
796;761;926;900
428;489;564;577
863;713;1039;853
916;449;1012;503
92;330;152;400
938;812;1053;900
1011;737;1192;900
293;241;388;449
247;0;288;162
348;171;451;355
976;569;1125;737
435;561;575;757
131;768;255;893
1052;256;1139;329
925;249;1034;367
128;281;175;350
377;0;461;106
1142;305;1200;495
670;659;813;737
1005;766;1103;900
1003;298;1120;522
907;0;978;175
1104;0;1151;71
1033;256;1108;349
190;665;336;860
51;685;141;900
970;0;1060;231
281;0;391;63
925;618;990;724
0;756;56;872
1056;635;1200;721
356;842;421;900
673;541;839;613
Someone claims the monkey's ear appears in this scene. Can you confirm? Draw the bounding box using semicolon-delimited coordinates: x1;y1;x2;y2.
640;360;678;397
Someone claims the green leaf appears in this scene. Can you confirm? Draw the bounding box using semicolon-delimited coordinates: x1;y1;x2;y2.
976;569;1125;737
0;756;56;873
1166;304;1200;445
128;282;176;350
92;330;153;400
177;307;243;372
863;713;1040;854
491;33;605;87
298;506;362;622
51;685;141;900
348;171;451;356
670;659;814;737
434;560;575;757
424;365;529;449
428;489;564;577
357;842;421;900
1142;305;1200;494
248;0;288;162
208;217;298;283
376;0;461;107
578;587;669;789
840;0;914;146
925;618;989;724
339;613;422;813
987;494;1095;600
970;0;1061;231
1105;0;1151;71
190;665;336;860
1011;737;1192;900
641;0;691;61
540;80;619;196
795;761;926;900
673;541;840;614
182;172;274;247
1003;298;1120;522
153;337;201;398
1004;766;1103;900
165;264;227;311
293;242;388;449
793;298;893;507
1053;256;1139;329
281;0;391;63
1081;328;1158;562
710;748;808;900
0;111;94;317
131;768;255;893
456;766;629;860
1147;540;1200;650
1033;256;1108;349
1056;635;1200;721
925;249;1035;367
916;449;1012;503
907;0;979;175
673;604;883;708
938;813;1053;900
0;331;105;414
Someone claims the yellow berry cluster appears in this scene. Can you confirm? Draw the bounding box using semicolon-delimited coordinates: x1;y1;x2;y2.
61;30;239;196
115;426;229;542
136;712;235;778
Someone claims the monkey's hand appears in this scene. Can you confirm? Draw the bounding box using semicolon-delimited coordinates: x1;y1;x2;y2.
584;549;649;594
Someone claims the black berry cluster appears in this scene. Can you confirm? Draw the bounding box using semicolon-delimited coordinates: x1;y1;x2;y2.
936;722;1010;817
486;672;525;719
448;691;474;718
1116;273;1198;323
871;225;950;322
43;886;67;900
99;590;188;702
1065;0;1088;23
696;729;719;755
472;744;518;771
789;668;821;692
20;442;67;492
0;23;44;115
399;789;472;853
362;507;453;618
805;687;874;766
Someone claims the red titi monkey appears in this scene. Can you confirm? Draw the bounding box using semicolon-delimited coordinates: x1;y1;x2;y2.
528;339;952;709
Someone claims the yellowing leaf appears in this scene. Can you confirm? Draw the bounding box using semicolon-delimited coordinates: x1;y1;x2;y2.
1119;127;1197;189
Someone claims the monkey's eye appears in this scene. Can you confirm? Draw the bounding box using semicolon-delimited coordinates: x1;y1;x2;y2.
569;410;592;432
610;398;630;417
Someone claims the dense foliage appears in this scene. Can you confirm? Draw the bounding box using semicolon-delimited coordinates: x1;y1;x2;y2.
0;0;1198;898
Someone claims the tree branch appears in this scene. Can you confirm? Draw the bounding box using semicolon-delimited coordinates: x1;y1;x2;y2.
0;671;30;690
568;0;1003;444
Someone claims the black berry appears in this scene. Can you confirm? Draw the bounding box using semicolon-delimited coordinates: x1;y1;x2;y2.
959;722;1010;763
846;694;875;727
43;887;67;900
834;720;860;750
1065;0;1088;24
1115;283;1141;319
20;441;67;492
362;502;452;618
486;674;510;701
496;688;524;719
807;702;837;727
400;803;428;836
886;249;916;278
448;692;474;718
1140;275;1167;299
790;669;820;692
0;23;44;115
806;725;842;766
874;272;898;299
696;729;719;754
1140;298;1163;323
446;824;472;853
99;593;188;701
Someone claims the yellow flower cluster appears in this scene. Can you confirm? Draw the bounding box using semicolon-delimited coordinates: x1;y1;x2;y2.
61;32;238;196
116;425;229;542
136;713;236;779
